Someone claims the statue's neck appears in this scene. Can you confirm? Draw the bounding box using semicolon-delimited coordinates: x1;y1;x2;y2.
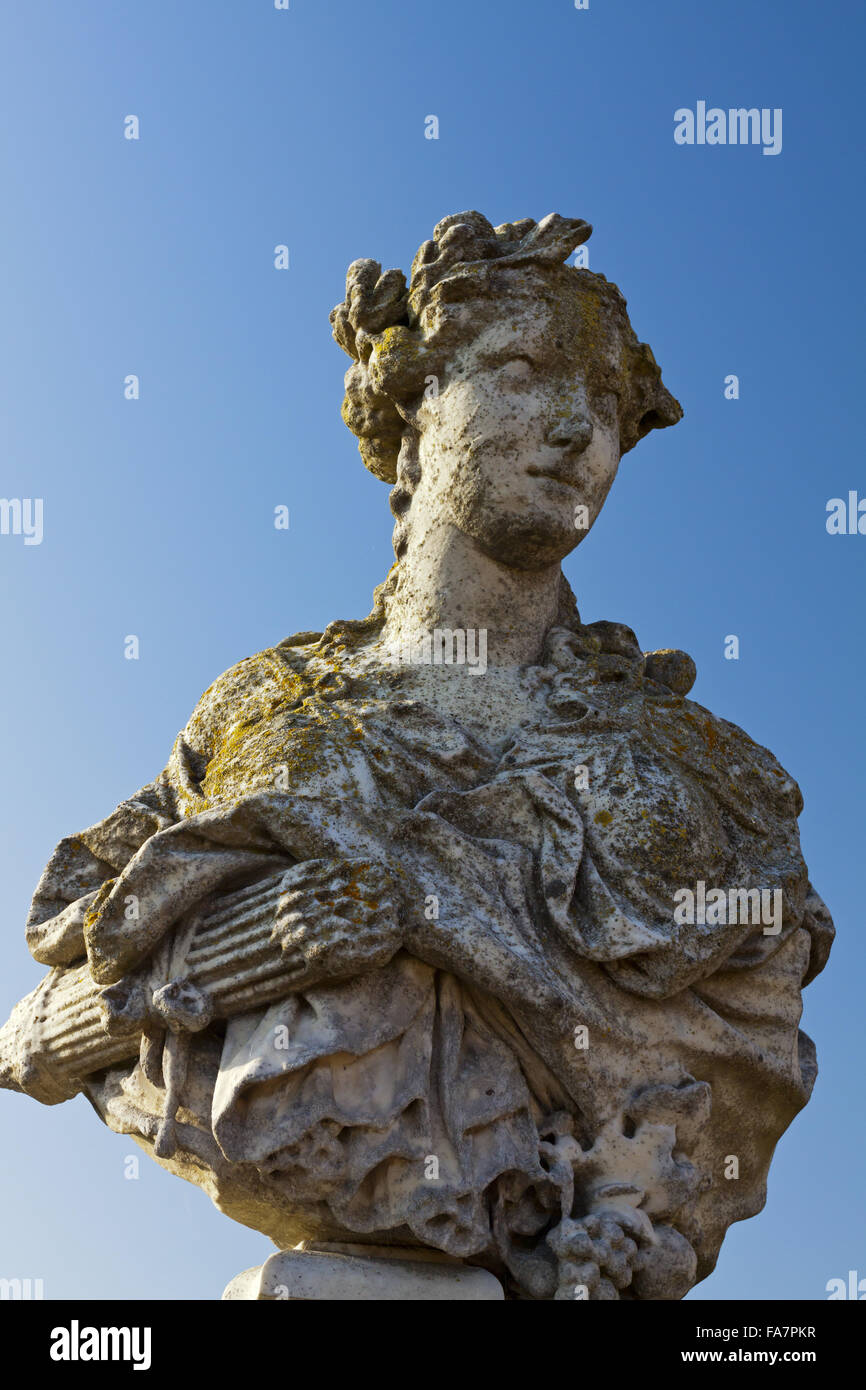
377;520;563;667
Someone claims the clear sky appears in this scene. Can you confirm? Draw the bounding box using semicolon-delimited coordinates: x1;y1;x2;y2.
0;0;862;1301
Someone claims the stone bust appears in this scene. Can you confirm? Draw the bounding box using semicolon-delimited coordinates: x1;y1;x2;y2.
1;211;833;1301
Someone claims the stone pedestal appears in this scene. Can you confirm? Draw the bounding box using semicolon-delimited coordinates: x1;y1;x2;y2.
222;1246;504;1301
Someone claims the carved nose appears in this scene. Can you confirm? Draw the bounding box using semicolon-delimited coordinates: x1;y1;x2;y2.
546;415;593;452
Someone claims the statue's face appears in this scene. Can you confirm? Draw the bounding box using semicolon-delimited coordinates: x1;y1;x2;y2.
414;294;622;569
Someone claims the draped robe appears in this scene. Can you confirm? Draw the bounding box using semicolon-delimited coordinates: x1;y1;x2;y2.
25;625;833;1292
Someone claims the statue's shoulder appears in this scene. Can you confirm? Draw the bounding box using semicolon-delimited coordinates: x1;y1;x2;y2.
181;633;324;758
659;690;805;826
558;622;804;827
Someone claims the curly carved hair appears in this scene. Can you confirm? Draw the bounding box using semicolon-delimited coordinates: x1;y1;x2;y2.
330;210;682;485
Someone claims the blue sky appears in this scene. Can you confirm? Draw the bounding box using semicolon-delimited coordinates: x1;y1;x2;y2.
0;0;863;1300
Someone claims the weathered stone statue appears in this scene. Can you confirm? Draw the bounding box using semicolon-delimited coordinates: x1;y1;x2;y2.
0;212;833;1300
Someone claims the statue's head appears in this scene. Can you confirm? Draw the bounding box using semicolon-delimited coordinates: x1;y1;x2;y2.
331;212;682;571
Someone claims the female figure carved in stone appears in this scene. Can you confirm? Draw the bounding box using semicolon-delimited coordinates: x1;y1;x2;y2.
4;212;833;1300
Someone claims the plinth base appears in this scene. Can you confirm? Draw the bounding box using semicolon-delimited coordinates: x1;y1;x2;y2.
222;1245;504;1300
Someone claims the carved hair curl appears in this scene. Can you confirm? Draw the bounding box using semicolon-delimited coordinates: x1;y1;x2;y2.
330;211;682;484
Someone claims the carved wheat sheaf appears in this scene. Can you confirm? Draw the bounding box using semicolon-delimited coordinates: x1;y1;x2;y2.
0;873;293;1099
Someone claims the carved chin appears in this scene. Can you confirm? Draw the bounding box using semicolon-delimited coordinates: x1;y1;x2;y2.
462;506;584;569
